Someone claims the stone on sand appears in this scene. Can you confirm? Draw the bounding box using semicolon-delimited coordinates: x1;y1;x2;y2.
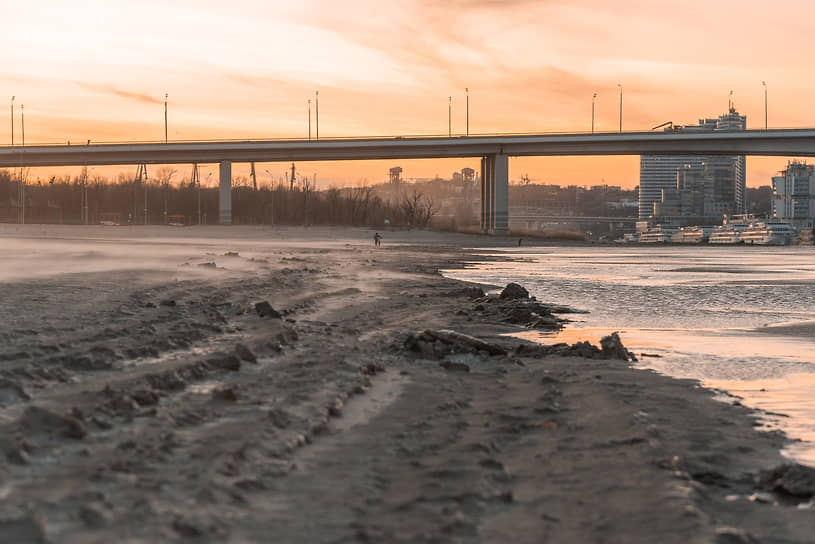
500;283;529;300
19;405;87;440
254;301;282;319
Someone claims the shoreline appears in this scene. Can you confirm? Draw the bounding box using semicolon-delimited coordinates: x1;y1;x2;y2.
0;226;814;542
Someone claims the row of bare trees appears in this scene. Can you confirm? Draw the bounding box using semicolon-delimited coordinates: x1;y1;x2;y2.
0;170;436;227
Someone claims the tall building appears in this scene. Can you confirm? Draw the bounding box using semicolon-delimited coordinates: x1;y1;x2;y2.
640;108;746;220
772;161;815;228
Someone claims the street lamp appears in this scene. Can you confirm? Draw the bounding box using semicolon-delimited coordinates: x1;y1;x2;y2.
448;96;452;137
617;84;623;133
308;99;312;140
10;96;14;146
465;88;469;136
315;90;319;140
21;104;24;146
164;93;168;143
592;92;597;134
762;81;768;130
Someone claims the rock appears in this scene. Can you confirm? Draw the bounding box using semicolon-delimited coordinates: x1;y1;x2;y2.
197;261;216;268
19;406;87;440
254;301;282;319
268;408;291;429
600;332;637;361
0;513;48;543
130;388;160;407
439;361;470;372
418;329;507;356
500;283;529;300
78;503;111;528
223;251;240;257
714;527;760;544
208;354;241;371
235;343;257;363
0;378;30;405
212;387;238;402
760;463;815;498
159;299;177;307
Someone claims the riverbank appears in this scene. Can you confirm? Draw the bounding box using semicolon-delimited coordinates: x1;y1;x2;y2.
0;226;813;543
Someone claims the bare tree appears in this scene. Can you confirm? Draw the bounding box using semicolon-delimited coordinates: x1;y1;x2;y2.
401;189;435;227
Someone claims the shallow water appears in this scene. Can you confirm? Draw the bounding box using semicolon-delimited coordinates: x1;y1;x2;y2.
445;245;815;466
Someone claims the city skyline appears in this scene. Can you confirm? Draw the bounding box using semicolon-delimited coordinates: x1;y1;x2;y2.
4;0;815;187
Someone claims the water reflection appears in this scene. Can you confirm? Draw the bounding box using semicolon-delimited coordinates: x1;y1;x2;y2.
447;246;815;465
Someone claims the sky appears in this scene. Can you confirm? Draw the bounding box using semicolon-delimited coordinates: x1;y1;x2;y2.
3;0;815;189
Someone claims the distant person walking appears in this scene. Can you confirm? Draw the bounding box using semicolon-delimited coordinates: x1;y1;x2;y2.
518;238;522;247
374;232;382;247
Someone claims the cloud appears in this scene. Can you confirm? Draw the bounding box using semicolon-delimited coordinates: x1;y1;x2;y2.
74;82;164;105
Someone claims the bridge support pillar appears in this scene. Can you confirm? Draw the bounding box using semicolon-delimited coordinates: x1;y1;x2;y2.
479;154;509;234
219;160;232;225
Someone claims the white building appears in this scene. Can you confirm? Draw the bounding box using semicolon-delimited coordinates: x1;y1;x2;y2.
772;161;815;228
639;108;746;220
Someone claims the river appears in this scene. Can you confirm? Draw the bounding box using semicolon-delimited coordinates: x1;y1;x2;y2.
444;244;815;466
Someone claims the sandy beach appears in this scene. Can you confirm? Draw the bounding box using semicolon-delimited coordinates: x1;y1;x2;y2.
0;225;814;543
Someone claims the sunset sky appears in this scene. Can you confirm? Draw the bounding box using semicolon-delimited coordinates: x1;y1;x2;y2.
4;0;815;188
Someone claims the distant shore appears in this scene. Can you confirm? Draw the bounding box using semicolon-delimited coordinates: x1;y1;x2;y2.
0;226;814;542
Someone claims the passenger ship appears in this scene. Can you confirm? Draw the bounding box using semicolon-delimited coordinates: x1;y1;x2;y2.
638;225;678;243
739;221;798;245
670;226;711;243
708;216;752;244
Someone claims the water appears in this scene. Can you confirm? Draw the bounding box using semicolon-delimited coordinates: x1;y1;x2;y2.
444;245;815;465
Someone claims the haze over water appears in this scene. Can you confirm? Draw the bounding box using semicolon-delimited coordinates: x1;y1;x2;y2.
445;245;815;465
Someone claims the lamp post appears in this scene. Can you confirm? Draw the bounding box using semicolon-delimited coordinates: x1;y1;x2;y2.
448;96;452;137
10;96;14;146
20;104;24;146
308;99;312;140
465;88;469;136
592;92;597;134
617;84;623;133
762;81;768;130
164;93;168;143
315;90;319;140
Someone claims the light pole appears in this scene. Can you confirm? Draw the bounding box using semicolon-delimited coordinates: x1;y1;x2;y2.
20;104;24;146
164;93;168;143
308;99;312;140
617;84;623;133
10;96;14;146
315;90;319;140
591;92;597;133
465;88;469;136
448;96;452;137
762;81;768;130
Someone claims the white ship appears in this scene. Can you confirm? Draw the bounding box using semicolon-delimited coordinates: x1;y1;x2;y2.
708;216;752;244
670;226;711;243
739;221;798;245
639;225;677;243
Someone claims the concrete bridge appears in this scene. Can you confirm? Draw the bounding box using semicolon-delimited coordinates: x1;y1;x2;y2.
2;129;814;231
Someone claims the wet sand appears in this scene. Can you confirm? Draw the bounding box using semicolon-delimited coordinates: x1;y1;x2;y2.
0;225;813;543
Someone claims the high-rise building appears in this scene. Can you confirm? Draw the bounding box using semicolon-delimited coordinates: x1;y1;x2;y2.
640;108;746;220
772;161;815;228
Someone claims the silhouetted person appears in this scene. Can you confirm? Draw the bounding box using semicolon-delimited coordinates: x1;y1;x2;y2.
518;238;522;247
374;232;382;247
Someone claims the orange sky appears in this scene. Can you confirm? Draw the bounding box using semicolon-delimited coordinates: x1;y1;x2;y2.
4;0;815;188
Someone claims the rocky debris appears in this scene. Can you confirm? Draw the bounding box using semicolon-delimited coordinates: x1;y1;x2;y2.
405;329;507;360
146;370;186;391
514;333;637;362
130;388;160;407
0;513;48;543
18;405;87;440
208;354;242;372
223;251;240;257
268;408;291;429
500;282;529;300
197;261;217;268
600;332;638;362
0;378;30;405
760;463;815;498
159;299;177;307
255;301;282;319
235;343;257;363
